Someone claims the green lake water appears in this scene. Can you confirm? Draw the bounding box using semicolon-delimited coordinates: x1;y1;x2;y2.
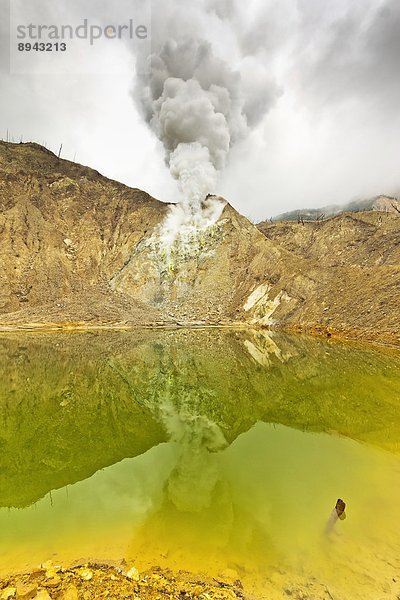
0;329;400;599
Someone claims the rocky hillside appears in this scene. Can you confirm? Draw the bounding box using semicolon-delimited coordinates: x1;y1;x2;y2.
257;212;400;346
0;141;276;327
0;141;399;347
0;141;167;324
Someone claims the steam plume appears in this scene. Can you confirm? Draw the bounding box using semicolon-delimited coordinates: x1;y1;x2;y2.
134;1;279;246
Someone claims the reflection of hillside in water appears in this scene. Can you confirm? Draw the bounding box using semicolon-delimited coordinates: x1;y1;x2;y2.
0;329;400;508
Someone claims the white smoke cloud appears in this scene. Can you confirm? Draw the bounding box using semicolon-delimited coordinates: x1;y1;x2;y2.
170;143;217;209
131;1;282;252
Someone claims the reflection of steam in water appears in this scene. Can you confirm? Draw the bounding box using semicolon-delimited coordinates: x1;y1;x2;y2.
147;379;228;512
109;338;231;514
111;330;293;515
167;413;226;512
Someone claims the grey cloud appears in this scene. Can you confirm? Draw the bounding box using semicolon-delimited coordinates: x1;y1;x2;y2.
239;2;295;57
1;0;399;221
204;0;236;20
132;0;283;215
296;0;400;112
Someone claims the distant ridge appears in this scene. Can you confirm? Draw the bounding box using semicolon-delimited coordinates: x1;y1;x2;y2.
269;194;400;222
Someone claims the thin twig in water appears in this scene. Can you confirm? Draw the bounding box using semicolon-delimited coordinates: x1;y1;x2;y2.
325;587;335;600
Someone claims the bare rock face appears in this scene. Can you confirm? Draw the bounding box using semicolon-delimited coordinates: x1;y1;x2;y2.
0;141;168;324
108;200;284;322
0;142;282;327
257;211;400;345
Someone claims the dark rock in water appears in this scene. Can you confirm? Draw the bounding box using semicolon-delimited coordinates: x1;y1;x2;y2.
335;498;346;520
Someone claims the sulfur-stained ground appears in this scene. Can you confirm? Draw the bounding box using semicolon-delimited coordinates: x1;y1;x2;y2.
0;563;246;600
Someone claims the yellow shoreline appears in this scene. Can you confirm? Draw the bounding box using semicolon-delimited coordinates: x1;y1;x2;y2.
0;562;247;600
0;320;398;352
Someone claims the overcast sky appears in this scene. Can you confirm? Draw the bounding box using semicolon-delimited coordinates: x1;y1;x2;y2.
1;0;399;220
